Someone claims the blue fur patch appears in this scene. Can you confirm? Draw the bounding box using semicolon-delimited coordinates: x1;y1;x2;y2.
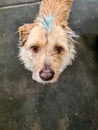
39;15;53;33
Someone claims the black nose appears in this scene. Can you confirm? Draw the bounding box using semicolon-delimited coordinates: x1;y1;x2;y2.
39;66;54;81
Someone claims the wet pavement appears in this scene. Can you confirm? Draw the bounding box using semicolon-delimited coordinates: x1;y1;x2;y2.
0;0;98;130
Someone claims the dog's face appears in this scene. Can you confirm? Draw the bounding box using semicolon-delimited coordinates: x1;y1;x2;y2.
19;23;75;83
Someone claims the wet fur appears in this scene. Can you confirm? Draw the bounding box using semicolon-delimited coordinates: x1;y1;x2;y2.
18;0;76;83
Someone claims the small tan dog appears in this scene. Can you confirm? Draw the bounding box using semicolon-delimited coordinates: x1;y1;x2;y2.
18;0;76;83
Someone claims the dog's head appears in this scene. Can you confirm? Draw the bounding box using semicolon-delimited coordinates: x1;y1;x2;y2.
18;16;76;83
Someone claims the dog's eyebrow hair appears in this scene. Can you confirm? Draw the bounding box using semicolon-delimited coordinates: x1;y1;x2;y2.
39;15;53;33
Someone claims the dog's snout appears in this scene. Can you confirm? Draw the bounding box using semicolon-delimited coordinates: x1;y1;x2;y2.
39;70;54;81
39;65;54;81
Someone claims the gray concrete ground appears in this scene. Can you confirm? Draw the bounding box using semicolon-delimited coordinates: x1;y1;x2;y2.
0;0;98;130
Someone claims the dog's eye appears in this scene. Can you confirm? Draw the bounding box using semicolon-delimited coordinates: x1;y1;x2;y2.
31;46;39;53
55;46;64;54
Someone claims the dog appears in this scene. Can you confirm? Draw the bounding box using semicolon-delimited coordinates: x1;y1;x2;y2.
18;0;76;83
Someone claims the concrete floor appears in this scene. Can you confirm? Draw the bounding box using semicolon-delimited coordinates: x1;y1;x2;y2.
0;0;98;130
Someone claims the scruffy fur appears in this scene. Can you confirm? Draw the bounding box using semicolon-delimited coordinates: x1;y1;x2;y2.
18;0;76;83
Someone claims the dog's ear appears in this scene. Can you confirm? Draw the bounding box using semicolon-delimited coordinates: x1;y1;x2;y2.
18;23;34;47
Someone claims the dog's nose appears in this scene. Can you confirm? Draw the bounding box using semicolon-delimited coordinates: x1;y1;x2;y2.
39;65;54;81
39;70;54;81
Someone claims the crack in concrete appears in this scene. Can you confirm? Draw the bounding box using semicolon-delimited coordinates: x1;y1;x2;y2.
0;0;40;10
